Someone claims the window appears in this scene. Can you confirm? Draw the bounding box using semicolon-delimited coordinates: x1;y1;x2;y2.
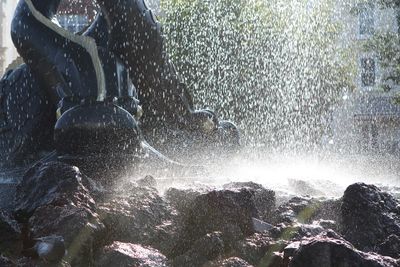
57;15;89;33
360;123;379;152
361;57;376;87
359;3;374;36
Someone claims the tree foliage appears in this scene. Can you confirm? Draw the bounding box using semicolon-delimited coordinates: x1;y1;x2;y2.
160;0;354;149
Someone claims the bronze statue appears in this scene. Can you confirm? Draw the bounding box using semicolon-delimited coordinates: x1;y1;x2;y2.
0;0;239;170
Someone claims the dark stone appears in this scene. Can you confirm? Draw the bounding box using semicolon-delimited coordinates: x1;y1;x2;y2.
14;162;95;221
288;233;399;267
171;189;257;257
377;234;400;259
341;183;400;251
171;232;224;267
96;242;168;267
15;162;104;266
137;175;157;188
223;182;276;222
232;233;286;266
98;186;178;255
0;210;22;256
275;196;341;225
165;187;209;216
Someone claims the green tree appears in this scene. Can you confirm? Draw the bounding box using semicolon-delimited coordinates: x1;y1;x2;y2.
160;0;354;150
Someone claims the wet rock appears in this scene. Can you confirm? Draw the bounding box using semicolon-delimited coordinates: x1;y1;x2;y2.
377;234;400;259
252;218;274;233
96;242;168;267
171;189;257;256
171;232;224;267
268;222;325;242
15;162;104;266
288;232;399;267
274;196;341;226
223;182;276;222
14;162;95;221
165;187;208;216
0;210;22;255
313;219;338;232
98;186;178;255
136;175;157;188
341;183;400;251
232;233;279;266
209;257;254;267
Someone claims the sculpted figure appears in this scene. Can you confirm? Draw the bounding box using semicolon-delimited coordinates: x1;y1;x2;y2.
0;0;240;169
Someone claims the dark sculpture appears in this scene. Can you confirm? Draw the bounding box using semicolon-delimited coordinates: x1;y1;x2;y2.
0;0;240;170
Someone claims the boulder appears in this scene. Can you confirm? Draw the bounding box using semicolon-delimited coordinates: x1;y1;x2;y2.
223;182;276;222
14;162;96;221
341;183;400;251
165;187;208;216
0;210;22;256
377;234;400;259
136;175;157;188
274;196;341;225
171;232;224;267
232;233;287;266
171;189;257;256
96;242;168;267
15;162;104;266
98;185;178;255
288;232;399;267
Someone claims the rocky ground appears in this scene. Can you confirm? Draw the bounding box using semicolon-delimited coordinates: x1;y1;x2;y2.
0;161;400;266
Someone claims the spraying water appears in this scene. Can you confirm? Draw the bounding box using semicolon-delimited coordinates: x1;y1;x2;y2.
1;0;399;199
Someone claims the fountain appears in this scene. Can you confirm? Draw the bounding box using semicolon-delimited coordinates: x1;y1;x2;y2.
0;0;240;175
0;0;399;266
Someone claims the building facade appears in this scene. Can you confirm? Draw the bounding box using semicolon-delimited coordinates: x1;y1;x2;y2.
330;1;400;155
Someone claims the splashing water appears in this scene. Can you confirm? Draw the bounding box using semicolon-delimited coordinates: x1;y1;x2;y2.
1;0;399;199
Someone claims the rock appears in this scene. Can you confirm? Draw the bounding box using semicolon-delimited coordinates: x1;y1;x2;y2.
209;257;254;267
14;162;96;221
0;210;22;256
98;185;178;255
268;222;324;242
171;232;224;267
171;189;257;256
313;219;338;232
164;187;207;215
252;218;274;233
136;175;157;188
377;234;400;259
96;242;168;267
232;233;287;266
341;183;400;251
274;196;341;226
223;182;276;222
15;162;104;266
288;232;399;267
288;179;324;196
